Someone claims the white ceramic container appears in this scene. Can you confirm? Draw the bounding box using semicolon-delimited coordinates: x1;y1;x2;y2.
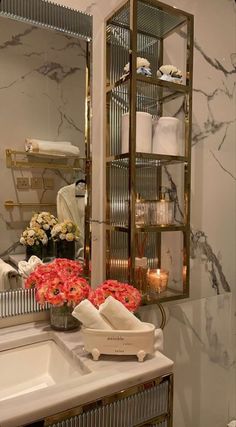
121;112;152;154
152;116;181;156
82;322;155;362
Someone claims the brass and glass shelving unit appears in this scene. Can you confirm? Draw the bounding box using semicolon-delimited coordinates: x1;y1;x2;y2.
105;0;193;303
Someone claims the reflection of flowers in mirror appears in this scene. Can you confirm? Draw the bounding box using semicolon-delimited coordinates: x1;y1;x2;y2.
51;220;80;242
30;211;58;231
20;227;48;247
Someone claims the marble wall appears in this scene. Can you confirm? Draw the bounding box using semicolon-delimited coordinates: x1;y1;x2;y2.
1;0;235;426
0;17;86;257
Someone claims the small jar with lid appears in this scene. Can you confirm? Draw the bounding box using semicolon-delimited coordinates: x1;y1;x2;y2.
156;188;174;226
135;193;148;226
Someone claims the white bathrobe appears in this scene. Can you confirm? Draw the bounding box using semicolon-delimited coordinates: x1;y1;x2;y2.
56;183;84;247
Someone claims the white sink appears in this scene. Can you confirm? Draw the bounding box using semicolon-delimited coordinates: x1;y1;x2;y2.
0;339;86;402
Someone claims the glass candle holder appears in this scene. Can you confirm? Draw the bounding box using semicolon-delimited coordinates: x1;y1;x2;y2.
147;268;169;293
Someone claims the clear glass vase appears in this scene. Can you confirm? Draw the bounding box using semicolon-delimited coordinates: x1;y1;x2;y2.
50;304;80;331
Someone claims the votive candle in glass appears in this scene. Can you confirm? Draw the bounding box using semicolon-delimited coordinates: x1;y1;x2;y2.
147;268;169;293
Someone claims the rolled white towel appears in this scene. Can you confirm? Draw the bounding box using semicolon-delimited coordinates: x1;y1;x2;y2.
99;296;148;330
18;256;43;279
0;260;21;290
25;138;80;156
72;299;113;330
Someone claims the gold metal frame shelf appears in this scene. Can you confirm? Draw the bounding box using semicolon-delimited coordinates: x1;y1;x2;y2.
109;0;189;39
105;0;193;304
6;149;84;172
4;200;56;209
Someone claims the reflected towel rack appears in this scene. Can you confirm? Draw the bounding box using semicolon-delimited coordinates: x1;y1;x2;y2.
6;149;85;172
4;200;56;209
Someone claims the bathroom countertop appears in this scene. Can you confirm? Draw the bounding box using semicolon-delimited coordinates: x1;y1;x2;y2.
0;321;174;427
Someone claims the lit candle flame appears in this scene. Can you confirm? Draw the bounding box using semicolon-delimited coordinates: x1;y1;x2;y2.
157;268;161;276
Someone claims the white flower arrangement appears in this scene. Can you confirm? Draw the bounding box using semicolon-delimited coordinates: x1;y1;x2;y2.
156;65;182;83
51;220;80;242
20;227;48;247
30;211;58;232
124;57;151;74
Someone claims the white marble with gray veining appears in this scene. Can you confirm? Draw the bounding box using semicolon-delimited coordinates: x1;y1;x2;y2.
0;17;87;258
0;0;235;425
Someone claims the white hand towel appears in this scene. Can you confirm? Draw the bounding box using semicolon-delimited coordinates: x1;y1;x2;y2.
0;260;22;291
72;299;113;330
99;296;148;330
18;256;43;279
25;138;80;156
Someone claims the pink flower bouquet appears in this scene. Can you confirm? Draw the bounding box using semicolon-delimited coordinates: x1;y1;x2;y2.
25;258;90;307
88;279;142;312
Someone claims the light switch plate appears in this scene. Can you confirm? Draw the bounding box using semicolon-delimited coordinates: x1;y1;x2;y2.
31;177;43;189
43;177;54;190
16;177;30;190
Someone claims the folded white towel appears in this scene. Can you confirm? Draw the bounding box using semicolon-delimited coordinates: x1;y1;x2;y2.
18;256;43;279
25;138;80;156
72;299;113;330
0;259;22;290
99;296;148;330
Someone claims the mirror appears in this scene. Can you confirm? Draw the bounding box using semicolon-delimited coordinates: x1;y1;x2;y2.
0;1;92;308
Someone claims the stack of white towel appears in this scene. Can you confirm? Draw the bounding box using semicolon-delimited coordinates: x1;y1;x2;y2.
18;256;43;279
72;296;149;331
25;138;80;156
0;259;22;291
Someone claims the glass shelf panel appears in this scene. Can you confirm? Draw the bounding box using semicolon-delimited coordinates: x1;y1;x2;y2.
106;153;188;166
106;75;188;98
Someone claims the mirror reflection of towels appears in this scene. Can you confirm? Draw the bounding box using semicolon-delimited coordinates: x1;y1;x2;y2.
57;183;84;246
0;259;22;290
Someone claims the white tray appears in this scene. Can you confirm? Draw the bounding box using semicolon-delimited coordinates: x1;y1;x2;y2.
82;322;155;362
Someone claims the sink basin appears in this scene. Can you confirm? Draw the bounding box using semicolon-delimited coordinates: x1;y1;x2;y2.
0;339;86;402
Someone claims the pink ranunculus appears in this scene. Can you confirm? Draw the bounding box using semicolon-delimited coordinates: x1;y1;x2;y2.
25;258;90;307
89;280;142;312
88;288;106;308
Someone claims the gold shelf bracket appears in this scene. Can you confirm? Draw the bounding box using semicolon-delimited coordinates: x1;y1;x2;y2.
4;200;56;209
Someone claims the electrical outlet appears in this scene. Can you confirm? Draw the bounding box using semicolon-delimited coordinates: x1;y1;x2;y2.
43;177;54;190
31;177;43;189
16;177;30;190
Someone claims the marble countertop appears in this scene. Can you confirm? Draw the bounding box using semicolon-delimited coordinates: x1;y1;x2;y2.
0;321;174;427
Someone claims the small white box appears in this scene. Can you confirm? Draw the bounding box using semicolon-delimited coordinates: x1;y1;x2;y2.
82;322;155;362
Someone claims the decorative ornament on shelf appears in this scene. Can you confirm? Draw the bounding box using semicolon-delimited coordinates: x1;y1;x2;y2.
122;57;152;79
156;64;183;84
88;280;142;313
51;220;80;260
25;258;90;330
20;227;48;260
